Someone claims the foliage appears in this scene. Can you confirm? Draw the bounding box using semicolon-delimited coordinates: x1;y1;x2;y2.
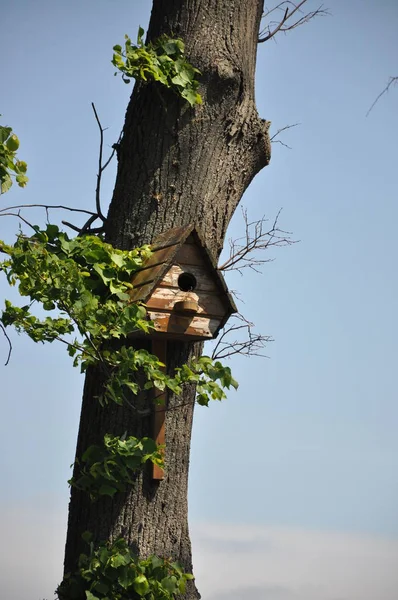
0;119;28;193
0;224;237;409
112;27;202;106
57;535;194;600
69;434;164;500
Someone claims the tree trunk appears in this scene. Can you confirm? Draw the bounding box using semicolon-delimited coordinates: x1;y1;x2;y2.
64;1;270;597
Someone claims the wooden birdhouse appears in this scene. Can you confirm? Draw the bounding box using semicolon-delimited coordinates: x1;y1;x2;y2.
129;224;236;481
129;224;237;341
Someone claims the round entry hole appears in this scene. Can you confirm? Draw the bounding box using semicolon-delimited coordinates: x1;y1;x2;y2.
178;272;197;291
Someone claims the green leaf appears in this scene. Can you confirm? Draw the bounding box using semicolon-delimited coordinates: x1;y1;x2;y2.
1;173;12;193
110;553;129;568
98;484;118;497
161;575;178;593
133;574;150;596
81;531;93;544
137;26;145;45
6;134;19;151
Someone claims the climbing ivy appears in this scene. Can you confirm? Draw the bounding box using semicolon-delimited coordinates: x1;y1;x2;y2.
0;225;237;408
57;534;194;600
0;119;28;193
69;434;164;501
112;27;202;106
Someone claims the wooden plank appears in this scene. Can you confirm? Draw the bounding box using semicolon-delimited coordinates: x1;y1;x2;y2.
146;286;226;317
129;282;155;303
131;263;165;287
175;243;206;266
152;225;193;250
148;310;219;339
142;245;177;269
151;339;167;481
160;264;219;293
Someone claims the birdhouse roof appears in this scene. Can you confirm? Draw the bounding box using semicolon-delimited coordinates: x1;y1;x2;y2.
129;224;237;336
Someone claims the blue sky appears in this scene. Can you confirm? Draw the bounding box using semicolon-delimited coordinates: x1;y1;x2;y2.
1;1;397;599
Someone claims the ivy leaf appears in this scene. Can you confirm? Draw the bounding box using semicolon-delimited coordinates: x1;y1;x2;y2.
133;574;150;596
98;484;118;497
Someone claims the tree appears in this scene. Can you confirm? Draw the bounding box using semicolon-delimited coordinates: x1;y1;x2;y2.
63;1;327;598
1;1;323;599
63;3;270;598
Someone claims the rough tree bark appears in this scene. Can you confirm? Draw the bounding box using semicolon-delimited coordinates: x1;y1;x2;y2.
64;1;270;598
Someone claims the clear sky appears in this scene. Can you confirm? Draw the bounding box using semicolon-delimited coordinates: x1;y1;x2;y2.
1;1;397;599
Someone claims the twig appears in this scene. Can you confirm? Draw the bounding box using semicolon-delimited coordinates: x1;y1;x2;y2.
91;102;108;223
0;204;97;217
366;76;398;117
218;208;295;274
270;122;300;149
259;1;329;43
0;211;38;232
211;314;272;360
0;323;12;366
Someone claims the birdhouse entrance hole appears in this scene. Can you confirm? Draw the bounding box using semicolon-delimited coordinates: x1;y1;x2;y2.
178;272;197;292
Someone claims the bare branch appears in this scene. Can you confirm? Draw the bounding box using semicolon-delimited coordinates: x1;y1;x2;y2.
0;210;38;233
91;102;108;223
366;76;398;117
64;103;123;236
212;313;272;361
0;204;97;217
61;220;84;234
270;122;300;150
0;323;12;366
259;1;329;43
218;208;296;275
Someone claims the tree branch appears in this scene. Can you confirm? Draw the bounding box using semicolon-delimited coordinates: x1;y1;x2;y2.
0;323;12;366
211;313;272;361
0;204;97;217
218;208;296;274
259;1;329;43
366;76;398;117
0;210;38;233
270;122;301;149
57;103;122;236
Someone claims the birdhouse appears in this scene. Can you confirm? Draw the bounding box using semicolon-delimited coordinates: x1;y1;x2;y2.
129;224;237;341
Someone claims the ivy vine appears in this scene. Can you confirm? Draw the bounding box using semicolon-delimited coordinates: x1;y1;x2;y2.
112;27;202;106
69;434;164;501
0;119;28;193
57;534;194;600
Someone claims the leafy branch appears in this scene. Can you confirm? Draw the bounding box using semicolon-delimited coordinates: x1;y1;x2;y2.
0;225;238;410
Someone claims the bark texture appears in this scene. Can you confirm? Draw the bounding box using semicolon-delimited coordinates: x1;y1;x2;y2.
64;1;269;598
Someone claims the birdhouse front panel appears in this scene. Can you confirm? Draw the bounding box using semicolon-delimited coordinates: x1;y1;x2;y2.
129;225;237;341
